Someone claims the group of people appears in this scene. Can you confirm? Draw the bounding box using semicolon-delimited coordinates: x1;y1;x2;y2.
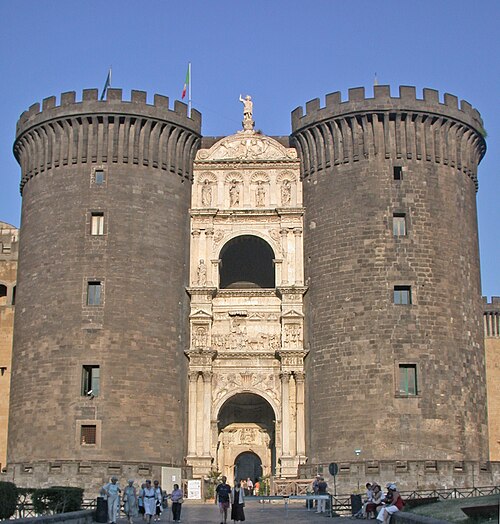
102;477;184;524
215;476;246;523
361;482;405;522
311;474;329;514
240;477;260;496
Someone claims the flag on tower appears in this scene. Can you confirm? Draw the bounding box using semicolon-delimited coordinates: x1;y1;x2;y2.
182;63;190;100
100;68;112;101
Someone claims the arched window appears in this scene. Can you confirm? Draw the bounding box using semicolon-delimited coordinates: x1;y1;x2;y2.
219;235;275;289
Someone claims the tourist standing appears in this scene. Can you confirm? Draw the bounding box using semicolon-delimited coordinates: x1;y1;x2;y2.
153;480;163;521
170;483;184;523
123;480;139;524
138;483;146;520
103;476;121;524
142;480;156;524
216;476;232;524
231;480;246;522
316;476;328;514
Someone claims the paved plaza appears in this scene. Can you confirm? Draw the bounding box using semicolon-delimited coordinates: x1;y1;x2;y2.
119;500;346;523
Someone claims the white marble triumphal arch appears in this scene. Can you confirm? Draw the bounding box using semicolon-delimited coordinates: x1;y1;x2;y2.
185;101;307;484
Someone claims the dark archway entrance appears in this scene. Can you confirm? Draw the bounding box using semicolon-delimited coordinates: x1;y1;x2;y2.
234;451;262;484
219;235;275;289
216;393;276;485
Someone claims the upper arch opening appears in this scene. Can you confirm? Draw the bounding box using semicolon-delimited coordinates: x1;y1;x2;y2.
219;235;275;289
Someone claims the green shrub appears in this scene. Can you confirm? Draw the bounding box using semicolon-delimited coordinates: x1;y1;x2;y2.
32;486;83;514
0;481;18;519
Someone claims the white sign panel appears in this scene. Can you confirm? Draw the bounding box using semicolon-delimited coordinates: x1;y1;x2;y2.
187;479;202;500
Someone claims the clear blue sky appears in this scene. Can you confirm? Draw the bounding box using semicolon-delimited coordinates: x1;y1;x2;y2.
0;0;498;298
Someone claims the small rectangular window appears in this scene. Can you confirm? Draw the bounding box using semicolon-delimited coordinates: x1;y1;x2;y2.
91;213;104;236
94;170;105;185
393;213;406;236
81;425;97;445
394;166;403;180
87;281;102;306
394;285;411;305
82;365;100;396
399;364;418;395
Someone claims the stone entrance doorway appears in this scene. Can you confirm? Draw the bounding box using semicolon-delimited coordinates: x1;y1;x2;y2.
216;393;275;485
234;451;262;484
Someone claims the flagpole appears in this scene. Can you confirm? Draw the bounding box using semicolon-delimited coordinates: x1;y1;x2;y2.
188;62;192;118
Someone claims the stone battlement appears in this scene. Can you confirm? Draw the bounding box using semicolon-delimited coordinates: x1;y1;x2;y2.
17;88;201;138
14;89;202;192
292;85;484;133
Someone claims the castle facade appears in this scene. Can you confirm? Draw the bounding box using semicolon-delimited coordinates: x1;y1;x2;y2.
2;85;498;492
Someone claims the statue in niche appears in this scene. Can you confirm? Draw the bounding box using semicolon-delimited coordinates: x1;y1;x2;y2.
193;326;207;348
201;179;212;207
281;179;291;205
256;181;265;207
196;259;207;286
239;94;254;130
229;181;240;207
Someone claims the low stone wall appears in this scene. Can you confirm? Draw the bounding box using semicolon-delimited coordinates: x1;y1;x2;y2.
394;513;450;524
11;510;94;524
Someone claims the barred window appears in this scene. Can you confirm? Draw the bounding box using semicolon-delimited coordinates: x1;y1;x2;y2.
81;425;97;445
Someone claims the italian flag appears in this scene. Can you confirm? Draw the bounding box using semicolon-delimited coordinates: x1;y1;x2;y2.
182;64;190;100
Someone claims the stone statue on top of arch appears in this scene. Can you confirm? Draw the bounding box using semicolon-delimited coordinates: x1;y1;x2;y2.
239;94;254;131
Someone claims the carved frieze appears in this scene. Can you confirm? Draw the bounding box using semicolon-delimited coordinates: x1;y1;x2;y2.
213;372;281;408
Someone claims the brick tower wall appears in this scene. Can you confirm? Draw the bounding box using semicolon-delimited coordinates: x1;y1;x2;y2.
8;89;201;490
291;86;488;464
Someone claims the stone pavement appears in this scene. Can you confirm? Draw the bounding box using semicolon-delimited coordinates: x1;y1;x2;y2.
119;500;347;523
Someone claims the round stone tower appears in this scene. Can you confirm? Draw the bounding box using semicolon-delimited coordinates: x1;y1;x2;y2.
9;89;200;487
291;86;488;463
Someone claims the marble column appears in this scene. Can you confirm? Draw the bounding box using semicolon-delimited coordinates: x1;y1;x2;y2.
295;371;306;457
191;229;201;285
293;228;302;285
281;371;291;455
280;228;289;284
188;371;198;455
205;229;214;285
202;371;212;456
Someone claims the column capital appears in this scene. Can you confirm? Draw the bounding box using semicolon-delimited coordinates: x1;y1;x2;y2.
293;228;302;236
192;229;202;236
202;370;213;382
205;228;214;236
280;371;292;382
294;371;305;383
188;370;199;382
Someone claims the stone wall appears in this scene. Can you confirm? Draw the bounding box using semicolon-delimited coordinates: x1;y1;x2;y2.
484;297;500;461
299;460;500;493
291;86;488;464
0;222;18;470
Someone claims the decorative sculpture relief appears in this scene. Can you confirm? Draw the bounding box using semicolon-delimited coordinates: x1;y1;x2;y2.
213;372;280;407
284;324;302;348
229;181;240;207
201;179;212;207
197;259;207;286
256;181;266;207
281;179;291;205
193;326;208;348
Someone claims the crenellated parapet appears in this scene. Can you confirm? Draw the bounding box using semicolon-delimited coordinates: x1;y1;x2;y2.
14;88;202;192
291;86;486;188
